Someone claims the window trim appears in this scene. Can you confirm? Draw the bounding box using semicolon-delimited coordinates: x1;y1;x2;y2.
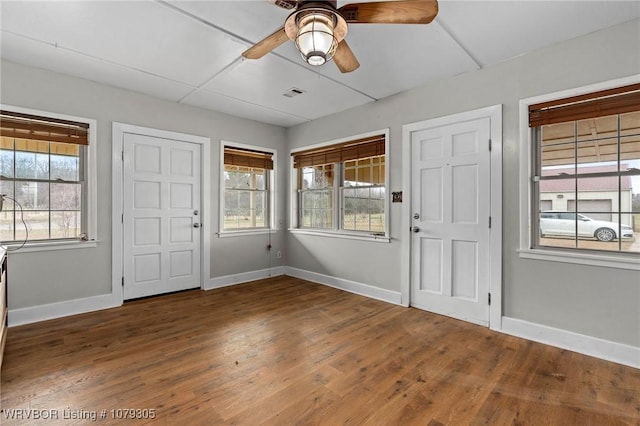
289;128;390;241
218;141;276;237
518;76;640;270
0;104;97;251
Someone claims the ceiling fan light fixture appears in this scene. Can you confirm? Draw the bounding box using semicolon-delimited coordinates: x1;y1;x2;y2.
295;12;337;66
285;6;348;67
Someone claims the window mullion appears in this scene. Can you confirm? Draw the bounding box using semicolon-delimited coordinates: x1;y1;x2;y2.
48;142;52;240
80;145;87;237
573;120;578;248
252;171;260;228
335;162;341;231
12;140;17;241
617;114;622;251
297;168;302;228
263;172;268;229
368;160;372;232
532;126;541;247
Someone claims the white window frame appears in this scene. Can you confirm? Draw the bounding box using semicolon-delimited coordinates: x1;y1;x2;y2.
0;104;97;252
289;128;390;243
218;141;277;238
341;157;387;234
518;75;640;271
298;163;336;230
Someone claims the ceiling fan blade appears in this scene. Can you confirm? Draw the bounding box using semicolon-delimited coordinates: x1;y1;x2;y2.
242;27;289;60
339;0;438;25
333;40;360;73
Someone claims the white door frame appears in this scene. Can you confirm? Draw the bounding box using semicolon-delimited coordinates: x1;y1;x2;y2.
112;123;211;305
401;105;503;330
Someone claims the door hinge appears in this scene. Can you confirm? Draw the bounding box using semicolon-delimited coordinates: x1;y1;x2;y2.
488;292;491;306
489;139;492;152
489;216;492;228
122;277;124;287
122;150;124;161
121;213;124;224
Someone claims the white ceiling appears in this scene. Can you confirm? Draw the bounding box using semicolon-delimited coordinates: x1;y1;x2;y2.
1;1;639;128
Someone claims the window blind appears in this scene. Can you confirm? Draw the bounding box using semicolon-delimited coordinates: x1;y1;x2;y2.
292;134;385;168
0;110;89;145
528;83;640;127
224;146;273;170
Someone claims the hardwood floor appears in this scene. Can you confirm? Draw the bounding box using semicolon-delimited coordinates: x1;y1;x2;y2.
1;276;639;425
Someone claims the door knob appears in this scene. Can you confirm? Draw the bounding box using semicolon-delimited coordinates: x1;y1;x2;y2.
193;223;201;228
411;226;420;233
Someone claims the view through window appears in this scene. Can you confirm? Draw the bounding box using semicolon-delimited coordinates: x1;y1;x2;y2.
531;87;640;254
294;133;387;236
0;111;88;242
222;146;273;231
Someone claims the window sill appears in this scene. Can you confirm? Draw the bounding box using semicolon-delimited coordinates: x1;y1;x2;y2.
289;228;391;243
518;248;639;271
1;239;99;253
217;229;278;238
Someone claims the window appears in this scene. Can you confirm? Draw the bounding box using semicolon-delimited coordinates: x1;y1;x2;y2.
222;145;274;232
529;83;640;254
293;132;387;237
0;110;91;243
342;156;385;233
300;164;334;229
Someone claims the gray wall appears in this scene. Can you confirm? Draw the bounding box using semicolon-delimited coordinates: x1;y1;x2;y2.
286;19;640;347
1;59;287;309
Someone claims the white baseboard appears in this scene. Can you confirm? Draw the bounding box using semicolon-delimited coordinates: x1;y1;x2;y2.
206;266;286;290
501;316;640;369
8;293;121;327
285;266;402;305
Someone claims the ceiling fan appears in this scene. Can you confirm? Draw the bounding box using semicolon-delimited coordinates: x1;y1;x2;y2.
241;0;439;73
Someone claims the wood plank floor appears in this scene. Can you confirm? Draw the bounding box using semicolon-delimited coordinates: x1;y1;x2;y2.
1;276;639;425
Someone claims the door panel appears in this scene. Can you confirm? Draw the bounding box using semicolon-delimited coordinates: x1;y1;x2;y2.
420;238;442;292
411;117;491;326
452;164;478;223
123;133;201;300
451;240;477;300
421;168;442;221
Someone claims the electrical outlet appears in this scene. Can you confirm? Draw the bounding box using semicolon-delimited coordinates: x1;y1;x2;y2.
277;251;282;259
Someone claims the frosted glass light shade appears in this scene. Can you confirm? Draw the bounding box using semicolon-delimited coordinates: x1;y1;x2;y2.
295;13;338;66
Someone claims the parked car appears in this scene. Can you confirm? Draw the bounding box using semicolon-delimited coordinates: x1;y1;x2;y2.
540;211;635;242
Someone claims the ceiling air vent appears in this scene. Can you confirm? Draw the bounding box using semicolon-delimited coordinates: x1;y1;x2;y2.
282;87;306;98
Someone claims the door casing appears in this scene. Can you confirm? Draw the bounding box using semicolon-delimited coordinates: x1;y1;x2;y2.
401;105;503;330
112;123;211;305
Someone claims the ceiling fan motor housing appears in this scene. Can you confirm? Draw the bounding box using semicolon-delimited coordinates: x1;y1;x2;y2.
298;0;338;8
272;0;297;9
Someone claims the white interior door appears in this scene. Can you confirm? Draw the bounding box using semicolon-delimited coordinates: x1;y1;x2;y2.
123;133;201;300
410;117;491;326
